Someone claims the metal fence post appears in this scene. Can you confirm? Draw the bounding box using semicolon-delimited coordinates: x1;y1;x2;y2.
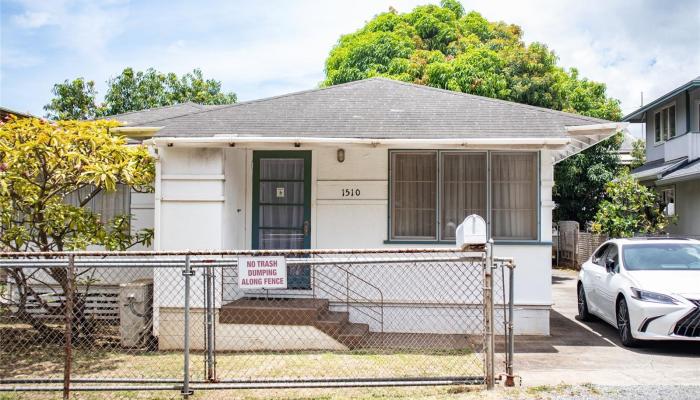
181;255;194;399
484;239;495;389
505;263;516;387
205;263;216;382
63;254;75;400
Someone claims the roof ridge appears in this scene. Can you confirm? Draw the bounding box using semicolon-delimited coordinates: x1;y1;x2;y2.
107;101;202;119
135;79;372;126
368;77;609;124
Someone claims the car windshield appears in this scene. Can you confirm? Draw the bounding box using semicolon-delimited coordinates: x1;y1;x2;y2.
622;243;700;270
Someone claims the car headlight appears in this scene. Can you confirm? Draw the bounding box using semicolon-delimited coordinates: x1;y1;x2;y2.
630;287;677;304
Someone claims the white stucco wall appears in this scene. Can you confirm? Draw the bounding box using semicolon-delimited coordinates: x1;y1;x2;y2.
153;144;554;335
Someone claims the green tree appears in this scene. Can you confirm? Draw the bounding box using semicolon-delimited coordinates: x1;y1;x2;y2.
44;68;237;120
44;78;101;120
324;1;624;224
554;133;624;224
102;67;237;116
323;2;621;121
0;116;154;337
631;138;646;169
591;171;673;238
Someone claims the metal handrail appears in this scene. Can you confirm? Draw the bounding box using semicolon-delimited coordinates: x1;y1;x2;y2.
312;266;384;333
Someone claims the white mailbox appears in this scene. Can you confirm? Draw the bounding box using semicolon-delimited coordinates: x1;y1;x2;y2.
456;215;487;249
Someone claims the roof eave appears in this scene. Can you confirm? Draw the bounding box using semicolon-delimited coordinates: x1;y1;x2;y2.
145;136;571;148
553;122;628;164
622;80;700;122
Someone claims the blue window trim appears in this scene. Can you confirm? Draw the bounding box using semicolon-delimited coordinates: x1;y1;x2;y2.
386;149;541;244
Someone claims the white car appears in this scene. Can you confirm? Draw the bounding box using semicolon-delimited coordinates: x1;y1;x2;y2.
578;238;700;346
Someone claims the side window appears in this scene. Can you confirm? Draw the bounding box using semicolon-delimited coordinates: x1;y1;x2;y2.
592;244;609;266
605;245;620;272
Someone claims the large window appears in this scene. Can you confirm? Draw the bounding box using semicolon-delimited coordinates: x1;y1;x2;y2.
390;151;437;240
389;150;538;241
491;152;538;240
654;104;676;143
440;152;486;240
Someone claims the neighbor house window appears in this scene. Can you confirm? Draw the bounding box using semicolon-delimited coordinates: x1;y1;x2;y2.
65;184;131;225
491;152;538;240
389;151;538;241
654;104;676;143
660;187;675;217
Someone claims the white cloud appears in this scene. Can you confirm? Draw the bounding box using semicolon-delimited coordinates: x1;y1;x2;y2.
12;11;52;28
9;0;130;55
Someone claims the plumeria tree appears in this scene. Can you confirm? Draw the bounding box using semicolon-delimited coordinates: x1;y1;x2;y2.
0;116;154;338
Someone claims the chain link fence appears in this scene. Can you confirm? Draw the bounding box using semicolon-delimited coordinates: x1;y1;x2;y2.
0;247;514;398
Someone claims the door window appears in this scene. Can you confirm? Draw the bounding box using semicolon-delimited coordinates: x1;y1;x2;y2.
592;244;610;266
604;244;620;273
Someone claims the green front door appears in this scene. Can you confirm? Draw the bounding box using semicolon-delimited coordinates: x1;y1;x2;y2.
252;151;312;289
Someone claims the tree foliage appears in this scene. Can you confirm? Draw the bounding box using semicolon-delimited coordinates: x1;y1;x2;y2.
554;133;624;225
0;116;154;251
102;67;237;116
630;138;646;169
323;1;621;120
591;171;673;238
0;116;154;336
44;78;100;120
44;68;237;120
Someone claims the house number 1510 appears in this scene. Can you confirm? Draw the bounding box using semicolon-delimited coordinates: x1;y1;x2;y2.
341;188;361;197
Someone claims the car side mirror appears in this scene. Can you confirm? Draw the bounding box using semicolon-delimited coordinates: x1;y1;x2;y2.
605;258;616;273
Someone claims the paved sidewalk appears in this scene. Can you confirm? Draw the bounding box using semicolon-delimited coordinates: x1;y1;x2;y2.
513;269;700;386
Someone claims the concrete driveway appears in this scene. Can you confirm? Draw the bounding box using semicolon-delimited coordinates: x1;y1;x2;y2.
514;269;700;386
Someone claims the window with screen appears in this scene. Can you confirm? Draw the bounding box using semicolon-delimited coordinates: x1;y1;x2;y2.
389;150;538;241
490;152;538;240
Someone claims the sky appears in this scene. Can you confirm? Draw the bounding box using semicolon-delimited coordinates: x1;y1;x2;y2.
1;0;699;136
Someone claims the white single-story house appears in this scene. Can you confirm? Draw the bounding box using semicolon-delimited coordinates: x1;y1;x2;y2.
109;78;624;343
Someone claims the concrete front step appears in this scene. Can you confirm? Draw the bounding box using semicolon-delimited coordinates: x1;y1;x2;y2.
219;298;329;325
219;298;370;348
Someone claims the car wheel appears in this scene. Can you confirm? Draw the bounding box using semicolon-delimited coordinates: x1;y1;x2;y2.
577;283;593;321
616;297;639;347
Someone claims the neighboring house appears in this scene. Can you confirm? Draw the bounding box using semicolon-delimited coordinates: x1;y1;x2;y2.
110;78;624;339
617;131;639;166
623;76;700;238
0;105;33;119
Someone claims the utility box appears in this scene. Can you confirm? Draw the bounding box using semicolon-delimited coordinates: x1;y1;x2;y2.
456;215;487;249
119;279;154;348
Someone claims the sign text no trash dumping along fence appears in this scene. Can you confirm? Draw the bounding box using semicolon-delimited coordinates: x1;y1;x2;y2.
238;256;287;289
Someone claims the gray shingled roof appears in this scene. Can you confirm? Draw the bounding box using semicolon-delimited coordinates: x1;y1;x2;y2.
656;158;700;184
128;78;609;139
631;157;687;181
107;102;228;126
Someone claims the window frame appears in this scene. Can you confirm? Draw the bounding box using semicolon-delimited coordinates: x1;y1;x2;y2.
388;150;440;242
592;243;611;266
659;186;676;217
653;102;677;144
386;149;541;244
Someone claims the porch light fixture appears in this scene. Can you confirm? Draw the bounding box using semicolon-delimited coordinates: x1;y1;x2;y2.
337;148;345;163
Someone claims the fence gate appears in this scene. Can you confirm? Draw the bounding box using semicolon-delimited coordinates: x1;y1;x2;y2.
0;247;515;398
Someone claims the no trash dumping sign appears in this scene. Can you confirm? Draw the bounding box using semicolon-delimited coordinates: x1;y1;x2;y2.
238;256;287;290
